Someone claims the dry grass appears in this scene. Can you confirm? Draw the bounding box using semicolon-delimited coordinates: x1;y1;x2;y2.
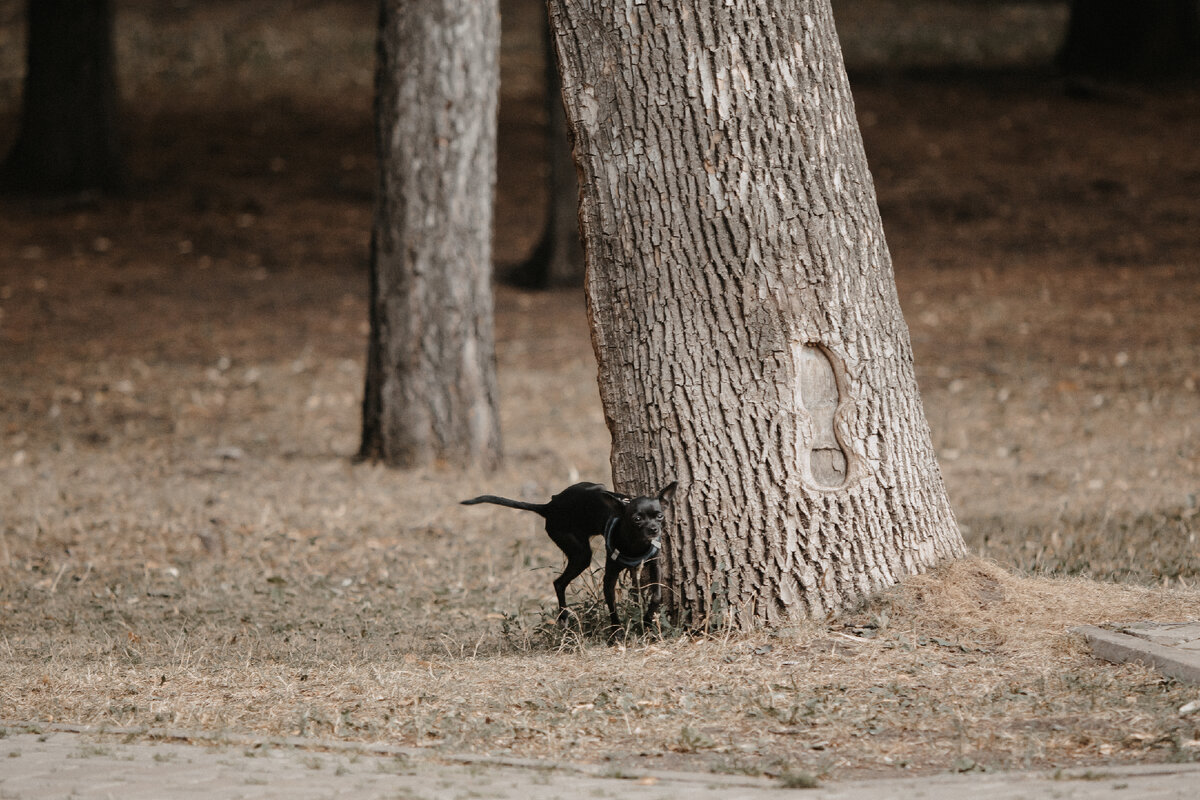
3;0;1200;782
3;552;1199;780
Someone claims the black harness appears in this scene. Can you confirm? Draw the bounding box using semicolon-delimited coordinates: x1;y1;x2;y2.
603;516;660;568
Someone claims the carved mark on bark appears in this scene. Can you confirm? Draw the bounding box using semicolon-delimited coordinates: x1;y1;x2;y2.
795;343;852;490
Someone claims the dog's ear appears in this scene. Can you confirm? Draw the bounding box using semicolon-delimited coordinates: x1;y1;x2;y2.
656;481;678;505
598;491;629;514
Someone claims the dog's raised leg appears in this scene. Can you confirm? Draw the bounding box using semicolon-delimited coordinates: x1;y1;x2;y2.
550;532;591;625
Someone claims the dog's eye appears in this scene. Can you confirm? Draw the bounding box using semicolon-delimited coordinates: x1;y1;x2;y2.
656;512;664;520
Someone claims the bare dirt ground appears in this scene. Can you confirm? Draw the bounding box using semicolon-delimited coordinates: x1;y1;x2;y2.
2;0;1199;783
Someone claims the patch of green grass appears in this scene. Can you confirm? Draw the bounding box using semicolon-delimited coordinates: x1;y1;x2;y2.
1054;768;1115;781
677;725;716;753
69;744;114;759
967;505;1200;588
711;757;764;777
778;768;820;789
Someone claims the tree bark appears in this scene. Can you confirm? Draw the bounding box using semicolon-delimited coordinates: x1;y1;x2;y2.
0;0;124;194
359;0;502;470
1059;0;1200;80
548;0;964;627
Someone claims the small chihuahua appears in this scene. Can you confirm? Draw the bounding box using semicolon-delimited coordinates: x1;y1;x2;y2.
462;481;678;630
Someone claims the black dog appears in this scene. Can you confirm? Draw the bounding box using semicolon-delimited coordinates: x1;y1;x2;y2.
461;481;677;630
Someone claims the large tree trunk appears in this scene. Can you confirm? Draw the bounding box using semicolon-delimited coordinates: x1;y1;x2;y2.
0;0;124;194
1059;0;1200;80
548;0;964;627
359;0;502;470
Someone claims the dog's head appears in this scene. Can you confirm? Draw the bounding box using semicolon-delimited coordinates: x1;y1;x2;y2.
602;481;678;554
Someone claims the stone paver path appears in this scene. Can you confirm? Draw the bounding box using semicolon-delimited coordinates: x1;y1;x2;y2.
4;729;1200;800
1075;620;1200;685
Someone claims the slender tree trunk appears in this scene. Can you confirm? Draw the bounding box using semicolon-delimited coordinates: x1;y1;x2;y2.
543;51;586;288
1059;0;1200;80
548;0;964;627
508;12;585;289
359;0;502;470
0;0;124;194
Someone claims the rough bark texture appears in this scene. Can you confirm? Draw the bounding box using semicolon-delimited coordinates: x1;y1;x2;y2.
0;0;124;194
1059;0;1200;80
548;0;964;627
359;0;502;469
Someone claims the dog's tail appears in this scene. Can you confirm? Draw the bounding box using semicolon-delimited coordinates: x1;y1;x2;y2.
460;495;549;516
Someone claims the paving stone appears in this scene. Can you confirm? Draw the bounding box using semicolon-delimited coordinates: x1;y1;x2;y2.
1121;621;1200;649
3;730;1200;800
1075;622;1200;685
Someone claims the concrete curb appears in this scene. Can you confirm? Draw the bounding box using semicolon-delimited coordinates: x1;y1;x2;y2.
0;719;777;790
4;726;1200;800
1073;625;1200;685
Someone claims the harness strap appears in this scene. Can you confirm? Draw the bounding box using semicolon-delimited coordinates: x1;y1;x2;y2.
604;516;660;568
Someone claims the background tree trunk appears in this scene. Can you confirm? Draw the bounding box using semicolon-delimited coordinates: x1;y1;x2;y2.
541;51;586;288
548;0;964;627
506;12;585;289
359;0;502;470
1058;0;1200;80
0;0;124;194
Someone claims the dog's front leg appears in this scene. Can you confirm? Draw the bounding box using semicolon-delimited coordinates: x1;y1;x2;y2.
602;562;622;634
640;558;662;627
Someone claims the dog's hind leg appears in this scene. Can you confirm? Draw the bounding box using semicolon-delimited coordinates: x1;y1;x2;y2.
550;533;591;625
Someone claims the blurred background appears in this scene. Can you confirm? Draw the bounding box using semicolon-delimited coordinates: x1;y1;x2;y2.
1;0;1197;589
